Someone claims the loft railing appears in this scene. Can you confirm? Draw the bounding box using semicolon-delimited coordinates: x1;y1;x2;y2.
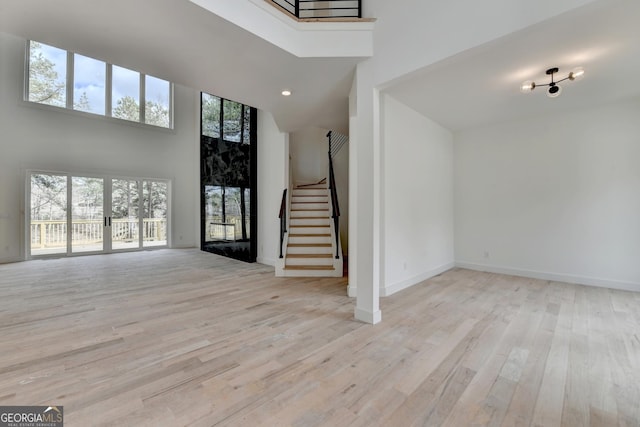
269;0;361;19
279;188;288;258
327;131;341;259
329;131;348;157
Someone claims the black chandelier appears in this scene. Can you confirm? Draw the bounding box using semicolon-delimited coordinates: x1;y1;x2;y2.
520;67;584;98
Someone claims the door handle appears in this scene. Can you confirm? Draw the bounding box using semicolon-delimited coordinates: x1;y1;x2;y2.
104;217;107;227
108;217;111;227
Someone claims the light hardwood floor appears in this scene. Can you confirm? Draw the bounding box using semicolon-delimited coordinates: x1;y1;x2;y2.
1;249;639;426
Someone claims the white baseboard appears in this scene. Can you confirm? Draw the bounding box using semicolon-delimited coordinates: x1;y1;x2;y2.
355;307;382;324
347;283;356;298
257;256;276;267
455;261;640;293
380;262;455;297
0;256;23;265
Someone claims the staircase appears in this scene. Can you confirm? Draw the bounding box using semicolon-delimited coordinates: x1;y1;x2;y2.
276;183;343;277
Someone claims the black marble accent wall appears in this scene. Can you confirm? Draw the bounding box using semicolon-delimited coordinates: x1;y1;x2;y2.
200;94;257;262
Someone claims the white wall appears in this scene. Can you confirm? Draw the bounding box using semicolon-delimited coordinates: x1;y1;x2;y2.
381;94;455;296
349;0;600;322
455;99;640;290
368;0;598;86
0;32;198;263
289;127;329;185
257;110;288;266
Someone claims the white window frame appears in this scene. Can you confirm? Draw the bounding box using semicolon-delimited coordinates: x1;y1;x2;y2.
25;169;172;260
25;40;174;129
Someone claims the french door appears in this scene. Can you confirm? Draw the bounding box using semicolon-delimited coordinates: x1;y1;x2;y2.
29;172;169;257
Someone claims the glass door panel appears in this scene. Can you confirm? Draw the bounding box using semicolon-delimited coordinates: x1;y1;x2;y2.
111;179;141;250
142;180;168;247
30;173;68;256
29;172;170;257
71;176;104;253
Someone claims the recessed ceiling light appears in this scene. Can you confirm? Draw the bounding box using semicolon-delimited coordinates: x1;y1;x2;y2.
281;90;292;96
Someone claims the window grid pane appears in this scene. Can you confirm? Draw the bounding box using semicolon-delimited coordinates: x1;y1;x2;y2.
28;41;67;108
223;99;242;143
202;93;221;138
73;54;106;114
111;65;140;122
30;173;68;256
144;75;170;128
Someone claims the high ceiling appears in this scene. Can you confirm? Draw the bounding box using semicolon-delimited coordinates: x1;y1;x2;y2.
384;0;640;132
0;0;360;133
1;0;639;134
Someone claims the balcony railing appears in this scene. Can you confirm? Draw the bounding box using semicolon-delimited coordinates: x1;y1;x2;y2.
269;0;361;19
30;218;167;249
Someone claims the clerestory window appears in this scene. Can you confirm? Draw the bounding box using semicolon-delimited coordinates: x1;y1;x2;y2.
26;40;173;129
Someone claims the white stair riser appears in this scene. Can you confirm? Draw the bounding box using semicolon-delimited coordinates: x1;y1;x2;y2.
285;257;334;266
291;202;329;210
286;246;333;255
290;210;329;218
279;268;342;278
288;226;330;234
290;218;330;226
288;235;332;244
291;196;328;204
293;189;326;196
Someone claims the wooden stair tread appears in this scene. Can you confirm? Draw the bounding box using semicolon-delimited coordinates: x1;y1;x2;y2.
290;224;329;228
283;265;335;271
292;201;328;204
289;233;331;237
287;243;332;247
291;209;329;212
291;216;329;219
292;194;328;197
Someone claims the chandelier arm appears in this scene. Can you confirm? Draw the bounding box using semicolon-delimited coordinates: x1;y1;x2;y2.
534;75;572;88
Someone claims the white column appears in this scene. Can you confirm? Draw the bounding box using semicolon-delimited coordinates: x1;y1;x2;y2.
349;60;381;324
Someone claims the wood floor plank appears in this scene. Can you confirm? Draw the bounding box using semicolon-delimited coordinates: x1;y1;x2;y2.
0;250;639;426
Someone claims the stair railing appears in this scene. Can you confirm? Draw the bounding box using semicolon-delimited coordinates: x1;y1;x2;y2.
327;131;341;259
279;188;288;258
269;0;361;19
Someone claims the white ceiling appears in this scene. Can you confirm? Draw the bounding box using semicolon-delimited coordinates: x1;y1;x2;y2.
0;0;360;133
385;0;640;132
1;0;639;134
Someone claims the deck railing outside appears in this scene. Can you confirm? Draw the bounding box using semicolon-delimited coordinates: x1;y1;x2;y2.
30;218;167;249
205;216;251;241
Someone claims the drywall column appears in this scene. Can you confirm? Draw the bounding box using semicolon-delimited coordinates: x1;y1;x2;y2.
257;110;288;266
350;60;381;324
